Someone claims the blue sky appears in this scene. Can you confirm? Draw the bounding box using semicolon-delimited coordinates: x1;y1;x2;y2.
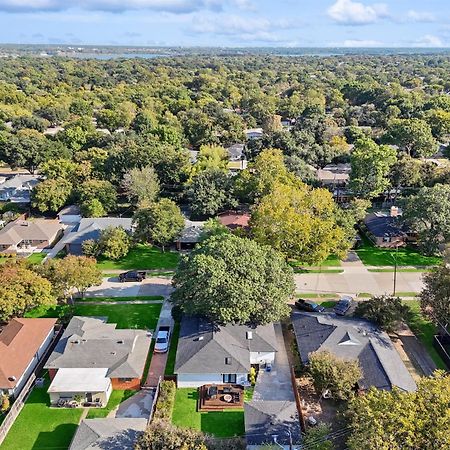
0;0;449;47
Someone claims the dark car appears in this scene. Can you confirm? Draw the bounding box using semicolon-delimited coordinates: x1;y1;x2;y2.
334;296;353;316
118;270;146;282
295;299;325;313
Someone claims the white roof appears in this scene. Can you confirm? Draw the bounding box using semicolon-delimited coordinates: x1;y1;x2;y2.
48;368;110;393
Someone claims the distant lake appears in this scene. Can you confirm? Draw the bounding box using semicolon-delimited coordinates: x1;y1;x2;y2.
59;52;170;60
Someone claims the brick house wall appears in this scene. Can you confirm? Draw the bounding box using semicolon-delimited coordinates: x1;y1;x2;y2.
111;377;141;390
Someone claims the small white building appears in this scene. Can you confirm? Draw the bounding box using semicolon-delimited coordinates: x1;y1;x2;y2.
244;128;264;140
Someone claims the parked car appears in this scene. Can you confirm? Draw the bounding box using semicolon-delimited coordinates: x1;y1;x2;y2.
154;326;171;353
118;270;146;282
295;299;325;313
334;296;353;316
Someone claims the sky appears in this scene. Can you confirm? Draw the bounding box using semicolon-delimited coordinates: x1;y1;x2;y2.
0;0;449;48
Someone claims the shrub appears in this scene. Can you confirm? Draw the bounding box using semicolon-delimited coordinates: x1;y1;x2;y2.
153;380;176;421
1;394;10;413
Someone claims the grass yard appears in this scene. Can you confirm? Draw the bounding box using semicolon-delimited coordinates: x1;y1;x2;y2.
26;303;162;331
290;254;341;268
86;390;135;419
172;389;245;437
76;295;164;303
96;244;180;270
356;235;441;267
405;300;447;370
165;321;180;376
26;252;47;265
294;268;344;274
1;379;82;450
296;293;338;299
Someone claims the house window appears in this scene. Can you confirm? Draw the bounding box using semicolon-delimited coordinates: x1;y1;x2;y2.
223;374;236;383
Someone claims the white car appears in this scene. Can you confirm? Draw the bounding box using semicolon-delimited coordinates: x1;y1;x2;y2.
154;327;170;353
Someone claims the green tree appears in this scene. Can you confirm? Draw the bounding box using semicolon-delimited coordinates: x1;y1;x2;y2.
420;265;450;330
350;138;397;199
80;198;104;218
122;165;160;208
76;179;117;213
308;351;362;400
384;118;436;158
347;371;450;450
199;218;230;241
171;234;294;325
402;184;450;255
135;419;207;450
191;144;229;177
250;182;350;265
39;158;80;181
133;199;184;251
355;296;411;333
0;262;55;321
39;255;102;301
303;424;334;450
85;226;130;260
425;109;450;141
31;178;72;214
188;169;237;219
1;394;10;413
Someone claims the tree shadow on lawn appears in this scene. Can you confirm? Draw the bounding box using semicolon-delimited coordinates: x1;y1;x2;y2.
32;423;79;450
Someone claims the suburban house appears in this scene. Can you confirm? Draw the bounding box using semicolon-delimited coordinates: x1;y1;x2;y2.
245;400;301;448
175;219;205;250
217;210;250;231
64;217;133;255
0;218;63;254
45;316;151;406
174;316;278;388
292;312;417;392
363;208;414;248
57;205;82;224
226;143;248;172
0;174;40;203
68;418;147;450
0;318;57;398
316;163;351;187
244;128;264;140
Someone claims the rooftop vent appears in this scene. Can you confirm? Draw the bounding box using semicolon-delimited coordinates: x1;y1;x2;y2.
225;357;232;365
8;376;16;382
246;331;253;340
71;340;80;344
197;336;204;341
117;340;124;344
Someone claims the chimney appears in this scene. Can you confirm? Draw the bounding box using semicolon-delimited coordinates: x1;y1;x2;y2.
390;206;399;217
246;331;253;340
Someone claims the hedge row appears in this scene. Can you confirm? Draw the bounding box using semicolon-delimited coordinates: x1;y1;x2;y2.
153;380;176;421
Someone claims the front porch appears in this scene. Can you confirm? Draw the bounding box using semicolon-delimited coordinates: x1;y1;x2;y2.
198;384;244;412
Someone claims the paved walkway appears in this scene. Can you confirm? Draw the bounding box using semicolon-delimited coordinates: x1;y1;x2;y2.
75;299;164;305
253;323;294;402
114;390;155;419
143;298;174;387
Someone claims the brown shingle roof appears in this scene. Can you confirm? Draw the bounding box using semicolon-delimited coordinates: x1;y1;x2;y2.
0;219;62;247
0;318;57;389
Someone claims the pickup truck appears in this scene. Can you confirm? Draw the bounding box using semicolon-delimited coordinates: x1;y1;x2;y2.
154;326;171;353
118;270;146;282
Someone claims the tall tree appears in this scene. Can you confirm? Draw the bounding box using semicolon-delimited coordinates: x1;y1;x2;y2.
350;138;397;199
384;118;436;158
133;199;184;251
82;226;130;261
188;168;237;219
171;234;294;325
122;165;160;208
347;371;450;450
76;179;117;213
402;184;450;255
31;178;72;213
0;262;55;321
250;182;350;265
191;144;229;177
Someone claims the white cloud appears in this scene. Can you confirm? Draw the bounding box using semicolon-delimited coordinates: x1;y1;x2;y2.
0;0;224;13
406;10;436;23
330;38;383;47
327;0;388;26
415;34;444;47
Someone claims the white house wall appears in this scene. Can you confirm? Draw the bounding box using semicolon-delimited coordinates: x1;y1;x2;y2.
249;351;276;365
177;373;248;388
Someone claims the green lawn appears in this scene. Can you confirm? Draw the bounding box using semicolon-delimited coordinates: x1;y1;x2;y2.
405;301;447;370
172;389;244;437
294;268;344;274
1;379;82;450
86;390;135;419
165;322;180;376
76;295;164;303
290;254;341;268
26;303;162;330
26;252;47;264
96;244;180;270
296;293;338;299
356;235;441;267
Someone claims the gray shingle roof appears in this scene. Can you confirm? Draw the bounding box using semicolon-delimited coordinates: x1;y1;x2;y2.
244;400;301;446
65;218;133;245
364;213;406;239
175;316;278;374
292;312;416;392
45;316;151;379
69;418;147;450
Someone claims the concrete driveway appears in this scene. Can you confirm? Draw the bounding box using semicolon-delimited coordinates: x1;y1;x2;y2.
295;267;425;296
84;277;174;298
115;389;154;419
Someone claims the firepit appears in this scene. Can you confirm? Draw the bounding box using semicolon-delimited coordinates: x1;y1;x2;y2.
223;394;233;403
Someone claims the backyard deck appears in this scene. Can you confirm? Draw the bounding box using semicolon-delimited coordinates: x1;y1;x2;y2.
198;384;244;412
